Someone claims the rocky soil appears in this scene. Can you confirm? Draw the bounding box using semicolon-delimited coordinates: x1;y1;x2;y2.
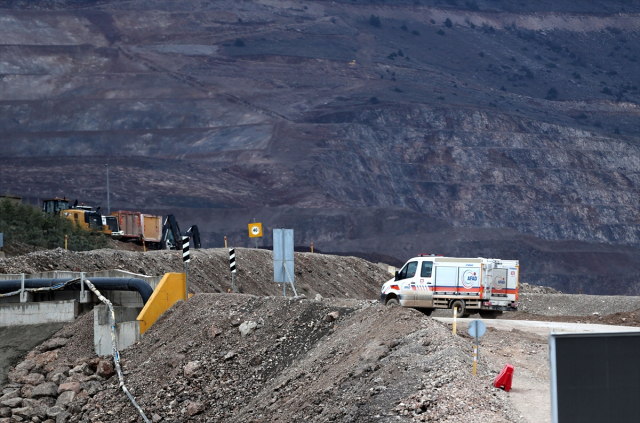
1;295;527;423
2;246;640;422
0;248;390;299
514;293;640;317
517;283;561;295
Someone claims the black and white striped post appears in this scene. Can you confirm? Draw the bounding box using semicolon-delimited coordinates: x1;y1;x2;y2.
229;248;236;292
183;236;191;298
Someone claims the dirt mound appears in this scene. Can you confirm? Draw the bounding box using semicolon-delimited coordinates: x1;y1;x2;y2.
0;248;390;299
518;283;561;294
515;293;640;317
2;295;522;422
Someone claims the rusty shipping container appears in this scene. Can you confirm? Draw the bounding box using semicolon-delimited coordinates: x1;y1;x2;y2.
141;214;162;242
111;211;142;239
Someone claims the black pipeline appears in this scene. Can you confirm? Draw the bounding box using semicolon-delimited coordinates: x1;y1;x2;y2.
0;277;153;304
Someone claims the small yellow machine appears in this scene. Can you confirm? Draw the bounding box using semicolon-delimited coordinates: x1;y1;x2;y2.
42;198;121;237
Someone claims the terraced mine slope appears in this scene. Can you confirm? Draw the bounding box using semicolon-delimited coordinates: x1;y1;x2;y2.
1;0;640;293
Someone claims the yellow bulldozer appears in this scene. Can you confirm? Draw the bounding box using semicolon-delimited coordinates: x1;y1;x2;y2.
42;198;123;238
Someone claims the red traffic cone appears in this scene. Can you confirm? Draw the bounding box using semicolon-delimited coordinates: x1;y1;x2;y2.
493;364;514;392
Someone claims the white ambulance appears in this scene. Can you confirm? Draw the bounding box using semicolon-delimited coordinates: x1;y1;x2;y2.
380;255;519;318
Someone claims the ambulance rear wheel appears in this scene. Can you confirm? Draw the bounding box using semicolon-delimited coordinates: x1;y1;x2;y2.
451;300;469;317
386;298;399;307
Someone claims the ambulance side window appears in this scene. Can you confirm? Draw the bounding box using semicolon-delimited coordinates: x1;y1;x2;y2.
405;262;417;278
421;261;433;277
398;261;418;280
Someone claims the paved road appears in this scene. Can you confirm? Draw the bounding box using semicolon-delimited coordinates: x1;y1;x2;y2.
0;323;65;386
434;317;640;337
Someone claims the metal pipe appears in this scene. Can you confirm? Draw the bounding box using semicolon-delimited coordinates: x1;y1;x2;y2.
0;277;154;304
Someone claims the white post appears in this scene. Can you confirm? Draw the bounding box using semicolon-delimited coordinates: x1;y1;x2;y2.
20;273;26;303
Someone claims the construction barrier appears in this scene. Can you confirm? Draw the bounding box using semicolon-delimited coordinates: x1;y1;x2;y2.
493;364;514;392
136;273;186;335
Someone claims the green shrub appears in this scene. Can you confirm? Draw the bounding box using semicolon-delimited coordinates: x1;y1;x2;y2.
234;39;245;47
369;15;381;27
437;29;445;36
0;199;110;252
401;24;408;31
444;18;453;28
546;87;558;100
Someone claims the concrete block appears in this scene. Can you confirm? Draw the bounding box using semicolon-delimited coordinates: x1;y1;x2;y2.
19;291;33;303
93;305;142;356
0;301;78;326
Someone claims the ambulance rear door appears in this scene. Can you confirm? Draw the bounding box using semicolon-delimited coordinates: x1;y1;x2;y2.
490;268;508;298
505;263;519;302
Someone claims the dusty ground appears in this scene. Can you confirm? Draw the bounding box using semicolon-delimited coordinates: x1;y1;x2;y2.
0;247;391;299
1;296;528;423
458;326;550;423
3;248;640;422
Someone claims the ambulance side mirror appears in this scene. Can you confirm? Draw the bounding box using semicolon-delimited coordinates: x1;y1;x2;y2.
394;271;399;281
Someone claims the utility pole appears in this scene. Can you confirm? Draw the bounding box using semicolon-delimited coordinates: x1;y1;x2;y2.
106;164;111;215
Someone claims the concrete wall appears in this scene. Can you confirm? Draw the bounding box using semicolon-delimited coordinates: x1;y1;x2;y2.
93;304;142;356
0;300;78;326
0;323;66;386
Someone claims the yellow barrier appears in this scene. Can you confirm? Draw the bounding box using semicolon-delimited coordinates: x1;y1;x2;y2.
137;273;186;335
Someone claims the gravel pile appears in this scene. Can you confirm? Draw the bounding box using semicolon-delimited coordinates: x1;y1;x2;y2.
1;295;522;423
517;293;640;316
0;248;390;299
518;283;561;294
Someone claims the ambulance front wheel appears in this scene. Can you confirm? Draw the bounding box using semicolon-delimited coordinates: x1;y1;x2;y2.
451;300;470;318
386;298;399;307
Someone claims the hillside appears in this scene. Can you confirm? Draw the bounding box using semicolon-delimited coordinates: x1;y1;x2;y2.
1;0;640;294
